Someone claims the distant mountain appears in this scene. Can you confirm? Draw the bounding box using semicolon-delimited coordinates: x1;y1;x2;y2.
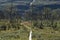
0;0;60;5
0;0;60;13
35;4;60;9
0;0;60;19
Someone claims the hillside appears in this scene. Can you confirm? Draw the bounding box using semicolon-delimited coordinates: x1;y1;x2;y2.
0;0;60;40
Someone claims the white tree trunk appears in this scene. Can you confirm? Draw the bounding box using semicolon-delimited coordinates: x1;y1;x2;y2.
29;30;32;40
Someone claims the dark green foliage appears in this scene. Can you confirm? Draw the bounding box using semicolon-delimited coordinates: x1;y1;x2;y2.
0;25;7;31
39;22;44;29
33;21;44;29
52;22;57;30
33;21;38;27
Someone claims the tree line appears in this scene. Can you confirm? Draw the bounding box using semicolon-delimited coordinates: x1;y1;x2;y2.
0;5;60;30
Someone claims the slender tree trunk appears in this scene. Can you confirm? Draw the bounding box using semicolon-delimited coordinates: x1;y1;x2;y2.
29;30;32;40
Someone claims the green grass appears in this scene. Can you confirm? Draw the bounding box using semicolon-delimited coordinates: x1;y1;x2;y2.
0;27;60;40
0;29;60;40
0;20;60;40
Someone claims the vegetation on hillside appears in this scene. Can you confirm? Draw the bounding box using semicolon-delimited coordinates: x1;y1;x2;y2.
0;4;60;40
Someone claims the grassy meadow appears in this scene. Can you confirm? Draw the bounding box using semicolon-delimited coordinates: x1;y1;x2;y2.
0;19;60;40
